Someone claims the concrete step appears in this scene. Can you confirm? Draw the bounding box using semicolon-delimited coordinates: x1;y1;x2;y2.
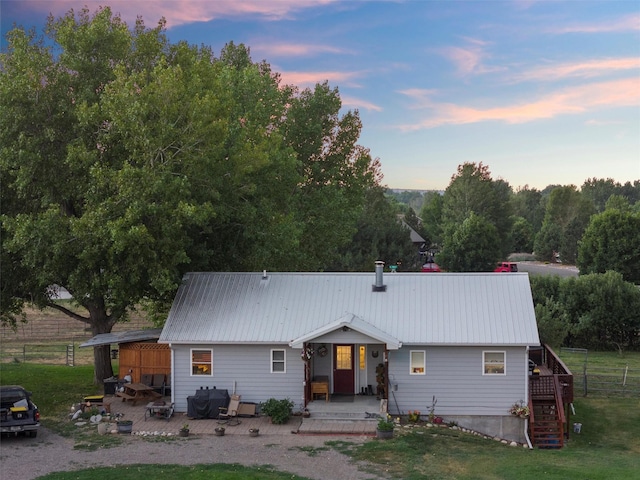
298;418;377;435
308;411;380;421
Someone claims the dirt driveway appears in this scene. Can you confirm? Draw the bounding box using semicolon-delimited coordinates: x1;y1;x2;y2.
0;426;384;480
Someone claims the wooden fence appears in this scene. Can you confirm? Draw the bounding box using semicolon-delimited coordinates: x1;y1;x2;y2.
0;342;106;366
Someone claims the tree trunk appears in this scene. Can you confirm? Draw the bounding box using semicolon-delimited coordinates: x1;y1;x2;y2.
93;344;114;384
88;303;117;385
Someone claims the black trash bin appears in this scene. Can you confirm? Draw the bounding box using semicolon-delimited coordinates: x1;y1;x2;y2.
103;377;119;395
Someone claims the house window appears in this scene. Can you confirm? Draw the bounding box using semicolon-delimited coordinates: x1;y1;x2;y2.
483;351;506;375
410;350;426;374
191;349;212;376
359;346;366;370
271;349;286;373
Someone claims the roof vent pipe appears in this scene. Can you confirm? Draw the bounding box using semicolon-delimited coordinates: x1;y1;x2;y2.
372;261;386;292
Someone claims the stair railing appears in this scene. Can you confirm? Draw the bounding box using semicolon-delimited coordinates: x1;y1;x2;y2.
553;375;566;447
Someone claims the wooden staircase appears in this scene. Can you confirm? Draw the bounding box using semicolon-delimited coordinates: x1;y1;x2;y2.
529;375;566;448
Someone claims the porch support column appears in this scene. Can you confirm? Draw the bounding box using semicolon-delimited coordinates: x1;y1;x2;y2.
303;342;311;407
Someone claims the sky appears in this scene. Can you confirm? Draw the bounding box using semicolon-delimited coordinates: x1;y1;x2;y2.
2;0;639;192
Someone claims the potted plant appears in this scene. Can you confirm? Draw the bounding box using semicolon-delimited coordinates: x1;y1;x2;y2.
214;426;225;436
376;414;395;439
509;400;530;418
179;423;190;437
116;419;133;434
260;398;294;425
249;428;260;437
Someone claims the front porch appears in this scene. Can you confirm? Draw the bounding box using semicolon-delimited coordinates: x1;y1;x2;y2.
300;395;381;434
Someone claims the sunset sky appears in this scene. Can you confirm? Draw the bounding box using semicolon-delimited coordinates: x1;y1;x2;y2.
2;0;639;191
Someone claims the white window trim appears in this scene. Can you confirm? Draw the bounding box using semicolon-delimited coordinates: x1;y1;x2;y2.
483;350;506;376
271;348;286;374
190;348;213;377
409;350;426;375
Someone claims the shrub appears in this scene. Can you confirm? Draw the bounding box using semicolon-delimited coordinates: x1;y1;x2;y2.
377;414;395;431
260;398;294;424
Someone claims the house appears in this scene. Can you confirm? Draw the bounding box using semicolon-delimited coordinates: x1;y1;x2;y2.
159;263;542;443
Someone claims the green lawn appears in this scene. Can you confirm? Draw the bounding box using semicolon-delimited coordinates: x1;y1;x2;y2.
329;395;640;479
1;360;639;480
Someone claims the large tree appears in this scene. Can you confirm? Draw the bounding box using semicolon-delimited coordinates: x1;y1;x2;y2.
1;8;181;381
2;8;382;382
577;204;640;284
437;212;501;272
534;185;594;264
283;81;381;270
439;162;512;269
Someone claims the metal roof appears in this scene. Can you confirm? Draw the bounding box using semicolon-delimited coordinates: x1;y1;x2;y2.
79;328;163;348
159;271;540;347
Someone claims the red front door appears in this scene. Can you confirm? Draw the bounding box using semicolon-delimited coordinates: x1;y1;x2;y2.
333;344;354;394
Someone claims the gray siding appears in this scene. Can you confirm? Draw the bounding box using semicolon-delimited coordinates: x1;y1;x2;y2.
171;344;304;412
388;346;527;416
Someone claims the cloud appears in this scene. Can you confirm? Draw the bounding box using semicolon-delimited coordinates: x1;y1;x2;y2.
514;57;640;82
397;77;640;130
551;13;640;34
279;70;364;88
436;38;502;77
255;43;350;58
341;95;383;112
18;0;339;28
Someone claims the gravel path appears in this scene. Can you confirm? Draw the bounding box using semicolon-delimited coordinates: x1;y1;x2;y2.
0;427;385;480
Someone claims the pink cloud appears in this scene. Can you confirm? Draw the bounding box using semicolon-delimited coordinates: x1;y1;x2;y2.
514;58;640;82
255;43;350;58
20;0;338;28
279;70;363;88
436;38;502;77
397;77;640;130
341;95;383;112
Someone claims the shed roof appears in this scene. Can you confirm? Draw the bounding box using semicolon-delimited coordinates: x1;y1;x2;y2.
79;328;163;348
159;272;540;347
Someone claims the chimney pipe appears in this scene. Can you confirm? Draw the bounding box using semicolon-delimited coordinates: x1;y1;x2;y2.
372;261;386;292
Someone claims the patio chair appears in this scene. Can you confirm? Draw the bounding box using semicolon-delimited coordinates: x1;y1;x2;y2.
218;394;241;426
162;373;171;397
152;374;165;394
141;373;153;387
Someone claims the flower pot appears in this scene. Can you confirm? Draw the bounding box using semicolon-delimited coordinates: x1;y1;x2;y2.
179;429;189;437
376;429;394;439
97;422;110;435
215;427;225;436
117;421;133;434
249;428;259;437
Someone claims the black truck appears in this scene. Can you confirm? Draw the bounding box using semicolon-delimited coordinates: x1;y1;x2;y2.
0;385;40;437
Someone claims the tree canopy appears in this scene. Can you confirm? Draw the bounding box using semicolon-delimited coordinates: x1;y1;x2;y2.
0;7;381;381
437;162;511;271
577;205;640;284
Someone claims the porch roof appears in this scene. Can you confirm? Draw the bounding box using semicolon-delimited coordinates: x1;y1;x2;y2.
289;313;402;349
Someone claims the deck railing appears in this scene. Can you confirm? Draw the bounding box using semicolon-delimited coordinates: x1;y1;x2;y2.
539;344;574;403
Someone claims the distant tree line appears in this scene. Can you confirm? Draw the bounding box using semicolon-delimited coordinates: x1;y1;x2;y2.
388;166;639;281
389;168;640;352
